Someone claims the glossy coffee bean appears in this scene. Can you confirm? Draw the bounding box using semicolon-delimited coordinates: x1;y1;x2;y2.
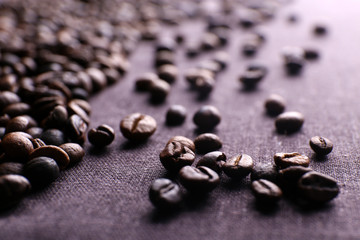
194;133;222;153
88;124;115;147
59;143;85;166
274;152;310;169
166;136;195;152
264;94;286;116
157;64;178;84
120;113;157;141
42;105;68;129
23;156;60;188
166;105;187;126
194;74;215;97
193;105;221;130
29;145;70;170
26;127;43;139
179;166;220;193
149;178;182;209
278;166;313;191
298;171;339;203
5;115;37;133
160;141;195;172
135;73;158;92
40;129;66;146
309;136;333;155
251;163;278;183
66;114;88;144
275;111;304;133
223;154;254;178
0;174;31;209
2;102;31;117
196;151;226;173
251;179;282;203
31;138;46;149
150;79;170;102
2;132;34;161
0;162;23;176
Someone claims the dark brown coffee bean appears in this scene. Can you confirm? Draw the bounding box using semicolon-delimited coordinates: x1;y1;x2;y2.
166;105;187;126
135;73;158;92
59;143;85;166
274;152;310;169
0;114;10;127
150;79;170;102
309;136;333;156
66;114;88;144
196;151;226;173
242;40;260;57
222;154;254;178
88;124;115;147
304;48;320;60
313;24;327;36
155;51;174;68
264;94;286;116
156;37;176;52
160;141;195;172
251;163;278;183
298;171;339;203
194;133;222;153
0;174;31;209
6;115;37;133
239;68;265;89
166;136;195;152
179;166;220;193
198;60;222;75
40;129;66;146
31;138;46;149
193;105;221;130
86;68;107;92
26;127;43;139
213;51;229;70
0;91;20;110
42;105;68;129
201;32;220;51
29;145;70;170
251;179;282;203
157;64;178;84
194;74;215;97
149;178;182;209
67;100;90;124
185;68;214;87
2;132;34;161
120;113;157;141
275;111;304;133
278;166;313;191
2;102;31;118
71;88;89;100
0;163;23;176
23;156;60;188
70;99;91;116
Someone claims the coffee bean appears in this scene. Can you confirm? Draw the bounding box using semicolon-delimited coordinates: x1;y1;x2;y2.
23;156;60;188
285;55;304;75
185;68;214;87
239;68;266;89
278;166;313;191
298;171;339;203
66;114;88;144
6;115;37;133
0;174;31;209
160;141;195;172
194;74;215;97
86;68;107;92
304;48;320;60
222;154;254;178
251;179;282;203
264;94;286;116
313;24;327;36
274;152;310;169
149;79;170;102
2;102;31;118
26;127;43;139
201;32;221;50
166;105;187;126
309;136;333;156
29;145;70;170
149;178;182;209
179;166;220;193
275;111;304;133
242;40;260;57
59;143;85;166
196;151;226;173
0;91;20;110
193;105;221;130
0;162;23;176
40;129;66;146
42;105;68;129
251;163;278;183
213;51;229;70
135;72;158;92
155;51;174;68
67;100;90;124
194;133;222;153
157;64;178;84
120;113;157;141
31;138;46;149
2;132;34;161
166;136;195;152
0;114;10;127
156;37;176;52
88;124;115;147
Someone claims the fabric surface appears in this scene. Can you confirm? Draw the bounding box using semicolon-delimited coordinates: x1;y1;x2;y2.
1;0;360;239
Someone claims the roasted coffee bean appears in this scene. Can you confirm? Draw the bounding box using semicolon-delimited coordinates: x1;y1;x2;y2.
86;68;107;92
157;64;178;84
198;60;222;75
29;145;70;170
298;171;339;203
150;79;170;102
242;40;259;57
23;156;60;188
2;102;31;117
0;114;10;127
185;68;214;87
194;133;222;153
0;163;23;176
160;141;195;172
0;127;5;139
313;24;327;36
287;14;298;23
0;174;31;209
66;114;88;144
120;113;157;141
186;44;200;58
26;127;43;139
6;115;37;133
196;151;226;173
70;99;91;116
135;72;158;92
166;105;187;126
201;32;221;50
239;68;265;89
264;94;286;116
274;152;310;169
193;105;221;130
179;166;220;193
278;166;313;191
156;37;176;52
251;163;278;183
309;136;333;155
42;105;68;129
285;55;304;75
275;111;304;133
149;178;182;209
2;132;34;161
67;100;90;124
88;124;115;147
31;138;46;149
223;154;254;178
213;51;229;70
40;129;66;146
166;136;195;152
194;74;215;97
59;143;85;166
304;48;320;60
0;91;20;110
251;179;282;203
155;51;174;68
71;88;89;100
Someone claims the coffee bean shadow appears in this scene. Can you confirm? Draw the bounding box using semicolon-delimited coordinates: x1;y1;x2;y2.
0;204;20;217
221;177;249;191
310;153;328;162
193;127;218;135
148;207;182;223
290;197;334;213
240;86;259;93
119;140;148;150
148;97;166;106
251;200;280;215
273;129;303;136
183;192;211;211
158;170;179;181
195;94;211;102
88;146;108;156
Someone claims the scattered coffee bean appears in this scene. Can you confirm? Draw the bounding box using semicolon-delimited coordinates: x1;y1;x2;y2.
120;113;157;141
166;136;195;152
166;105;187;126
223;154;254;178
29;145;70;170
194;133;222;153
251;179;282;203
23;156;60;188
88;124;115;147
194;74;215;98
149;178;182;209
179;166;220;193
59;143;85;166
196;151;226;173
40;128;66;146
278;166;313;191
313;24;327;36
201;32;221;50
2;132;34;161
304;48;320;60
264;94;286;116
0;174;31;209
150;79;171;102
213;51;229;70
298;171;339;203
251;163;278;183
309;136;333;155
155;51;174;68
160;141;195;172
0;162;23;176
275;111;304;133
274;152;310;169
135;73;158;92
193;105;221;130
239;67;266;89
157;64;178;84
